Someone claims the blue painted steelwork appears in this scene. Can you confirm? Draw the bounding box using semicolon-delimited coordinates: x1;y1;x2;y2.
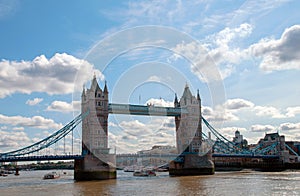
0;111;89;158
0;155;83;162
108;103;187;116
212;154;279;159
202;117;251;154
285;143;300;156
201;116;280;156
0;105;283;162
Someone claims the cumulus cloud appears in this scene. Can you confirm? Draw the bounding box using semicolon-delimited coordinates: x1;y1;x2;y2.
0;114;62;130
46;100;80;113
0;53;103;98
254;106;285;118
201;97;298;122
279;122;300;131
202;105;239;122
170;23;252;82
109;117;176;153
146;98;173;107
26;98;43;106
286;106;300;117
223;98;300;119
251;124;275;132
250;25;300;72
172;41;222;82
224;98;254;110
203;23;252;79
0;130;31;151
221;127;247;134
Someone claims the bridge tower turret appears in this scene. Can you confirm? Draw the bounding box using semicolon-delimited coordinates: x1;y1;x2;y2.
169;84;214;176
75;75;116;181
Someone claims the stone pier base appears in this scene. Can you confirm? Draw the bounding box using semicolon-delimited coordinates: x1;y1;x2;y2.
74;154;116;181
169;153;214;176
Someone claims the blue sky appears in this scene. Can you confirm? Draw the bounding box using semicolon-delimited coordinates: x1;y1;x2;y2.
0;0;300;154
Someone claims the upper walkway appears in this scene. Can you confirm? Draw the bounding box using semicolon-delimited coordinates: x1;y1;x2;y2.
108;103;188;116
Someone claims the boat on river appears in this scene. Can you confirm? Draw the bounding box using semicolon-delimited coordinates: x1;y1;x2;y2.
43;172;60;180
133;169;156;177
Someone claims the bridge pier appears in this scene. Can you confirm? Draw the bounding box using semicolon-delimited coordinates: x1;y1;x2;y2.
169;152;214;176
74;154;116;181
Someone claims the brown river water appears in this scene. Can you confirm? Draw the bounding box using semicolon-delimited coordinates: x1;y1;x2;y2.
0;169;300;195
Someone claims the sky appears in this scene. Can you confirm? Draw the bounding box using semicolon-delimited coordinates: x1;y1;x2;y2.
0;0;300;154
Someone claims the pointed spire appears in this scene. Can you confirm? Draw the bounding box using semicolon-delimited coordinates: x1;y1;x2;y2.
91;74;97;88
197;89;200;100
104;80;108;94
182;82;192;99
174;93;180;107
185;82;189;89
174;93;178;104
81;83;86;97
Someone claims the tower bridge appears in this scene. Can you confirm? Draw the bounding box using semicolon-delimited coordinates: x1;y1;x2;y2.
0;75;291;180
76;75;213;180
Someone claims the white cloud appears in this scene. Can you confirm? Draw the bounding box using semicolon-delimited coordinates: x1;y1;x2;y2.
0;130;31;150
286;106;300;117
251;124;275;132
202;105;239;122
279;122;300;131
202;23;252;79
109;117;176;153
108;122;118;127
254;106;285;118
12;127;24;131
249;25;300;72
221;127;247;132
171;24;252;82
147;75;161;83
0;114;62;130
120;120;149;137
26;98;43;106
224;98;254;110
146;98;173;107
0;53;103;98
104;0;198;29
46;100;80;113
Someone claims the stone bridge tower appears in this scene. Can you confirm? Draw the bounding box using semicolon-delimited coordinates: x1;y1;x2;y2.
170;84;214;176
74;75;116;181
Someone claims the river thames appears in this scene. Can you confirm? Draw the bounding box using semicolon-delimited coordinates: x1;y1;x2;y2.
1;170;300;195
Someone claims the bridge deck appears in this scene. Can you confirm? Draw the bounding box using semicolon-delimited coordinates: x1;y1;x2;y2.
212;154;280;159
0;155;83;162
0;153;279;162
108;103;187;116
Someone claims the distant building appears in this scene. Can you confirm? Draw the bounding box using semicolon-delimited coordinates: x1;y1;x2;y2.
137;145;177;155
257;132;290;162
232;130;248;149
